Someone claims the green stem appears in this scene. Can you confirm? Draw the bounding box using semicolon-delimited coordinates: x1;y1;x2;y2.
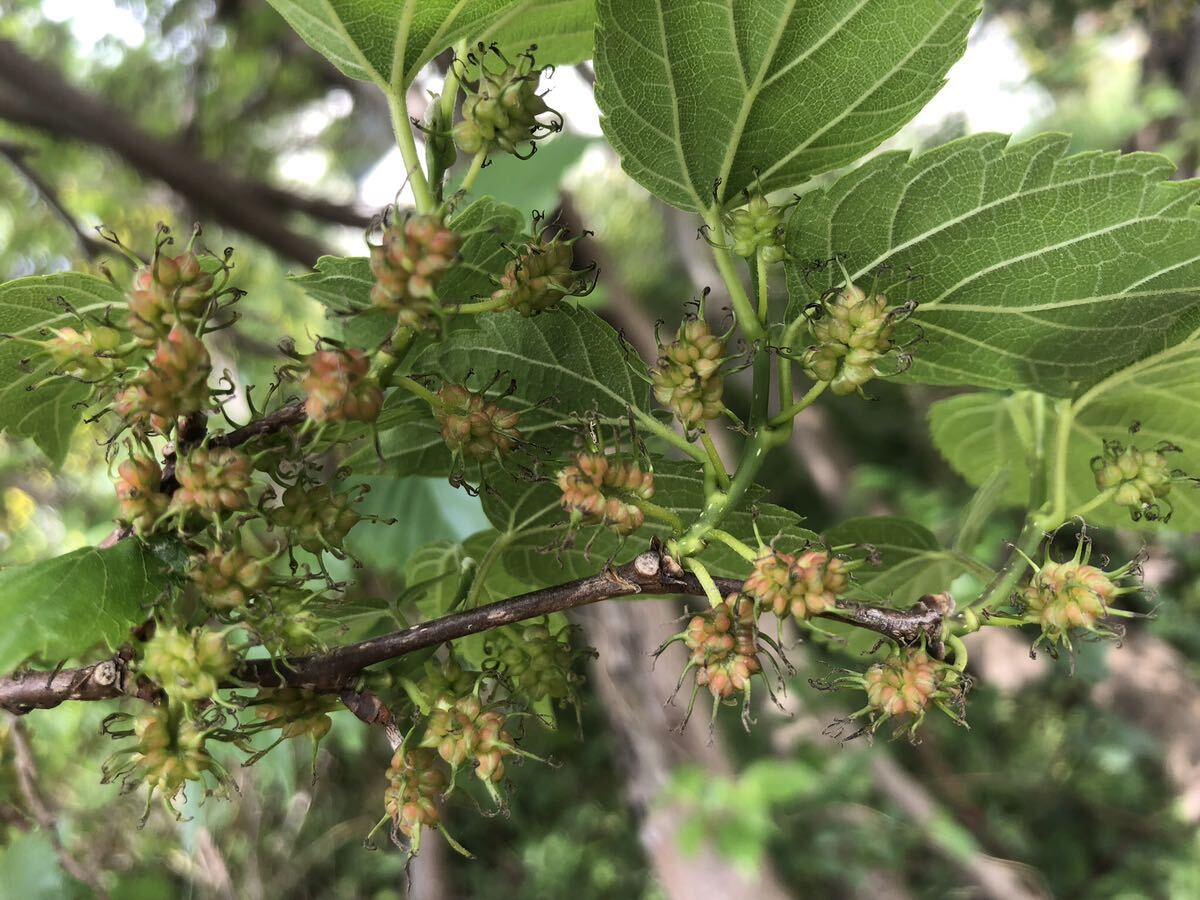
636;411;709;465
699;428;730;489
708;528;758;563
396;375;442;410
703;210;763;341
755;251;770;321
961;517;1044;614
671;425;785;558
776;316;807;422
1062;487;1116;523
370;328;415;388
452;297;508;315
458;150;488;195
1041;397;1075;528
749;342;771;427
631;497;684;533
388;4;435;214
768;381;827;428
684;557;725;607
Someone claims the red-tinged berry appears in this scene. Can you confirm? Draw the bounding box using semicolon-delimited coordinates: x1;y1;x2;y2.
435;384;521;460
115;454;169;533
136;326;212;424
1013;532;1141;653
369;214;461;329
490;227;592;316
557;451;654;534
169;446;254;518
302;348;383;424
128;251;215;343
651;318;726;427
744;549;849;620
452;46;561;157
384;748;448;853
421;695;515;789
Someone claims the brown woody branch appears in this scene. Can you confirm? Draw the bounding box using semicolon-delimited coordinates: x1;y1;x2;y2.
0;544;951;714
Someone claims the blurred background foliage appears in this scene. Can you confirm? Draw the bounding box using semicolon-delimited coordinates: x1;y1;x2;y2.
1;0;1200;897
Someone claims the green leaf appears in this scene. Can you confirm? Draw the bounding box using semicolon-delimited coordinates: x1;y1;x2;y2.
931;327;1200;530
594;0;978;211
404;539;471;619
478;461;817;591
784;132;1200;395
490;0;596;66
291;197;525;347
0;273;123;464
266;0;591;90
825;515;975;604
0;541;166;674
347;476;490;574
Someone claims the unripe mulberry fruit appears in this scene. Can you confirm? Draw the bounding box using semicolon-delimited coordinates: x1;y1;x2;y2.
804;283;900;395
302;348;383;424
190;541;269;609
726;194;786;263
492;621;580;703
421;695;515;785
490;229;591;316
651;318;726;427
385;748;447;843
140;626;233;703
115;454;169;533
685;595;761;699
137;326;212;423
47;325;123;379
453;49;559;156
556;451;654;534
370;214;461;329
255;688;337;741
127;252;215;343
272;483;361;554
435;384;521;460
1092;441;1178;519
864;649;940;718
169;446;254;518
744;549;849;620
114;707;216;796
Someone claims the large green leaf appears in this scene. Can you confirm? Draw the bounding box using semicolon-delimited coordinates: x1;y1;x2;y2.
930;327;1200;530
824;516;976;605
0;273;123;464
292;196;525;346
266;0;594;90
784;133;1200;395
0;541;166;674
594;0;977;211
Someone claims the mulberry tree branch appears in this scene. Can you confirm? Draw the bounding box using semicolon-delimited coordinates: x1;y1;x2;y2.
0;543;951;714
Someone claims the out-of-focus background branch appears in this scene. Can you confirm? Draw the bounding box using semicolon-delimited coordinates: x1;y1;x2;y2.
1;1;1200;897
